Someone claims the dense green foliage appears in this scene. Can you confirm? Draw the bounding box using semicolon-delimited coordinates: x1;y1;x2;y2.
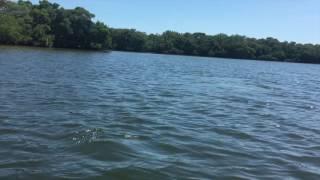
0;0;111;49
1;0;319;63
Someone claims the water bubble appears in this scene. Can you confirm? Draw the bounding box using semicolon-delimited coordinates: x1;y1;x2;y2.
124;134;139;139
72;128;103;144
124;134;132;139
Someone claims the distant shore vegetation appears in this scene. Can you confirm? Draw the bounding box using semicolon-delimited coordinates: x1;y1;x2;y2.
0;0;319;63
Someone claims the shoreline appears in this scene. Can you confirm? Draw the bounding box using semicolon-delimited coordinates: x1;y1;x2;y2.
1;44;318;65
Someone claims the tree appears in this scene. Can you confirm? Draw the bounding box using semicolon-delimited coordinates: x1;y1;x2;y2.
0;0;319;63
0;0;8;12
89;22;112;49
0;14;23;44
111;29;147;51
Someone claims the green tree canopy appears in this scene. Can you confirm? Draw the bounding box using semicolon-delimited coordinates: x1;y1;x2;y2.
0;0;319;63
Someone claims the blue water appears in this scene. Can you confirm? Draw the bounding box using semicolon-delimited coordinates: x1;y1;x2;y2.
0;46;320;179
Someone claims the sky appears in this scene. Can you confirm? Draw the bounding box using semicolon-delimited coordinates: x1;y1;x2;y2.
30;0;320;44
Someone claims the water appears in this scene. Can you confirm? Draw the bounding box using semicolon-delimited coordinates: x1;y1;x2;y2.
0;46;320;179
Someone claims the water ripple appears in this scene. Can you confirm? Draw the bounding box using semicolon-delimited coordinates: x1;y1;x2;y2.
0;48;320;179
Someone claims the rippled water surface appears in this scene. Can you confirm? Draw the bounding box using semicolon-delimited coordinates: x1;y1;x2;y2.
0;46;320;179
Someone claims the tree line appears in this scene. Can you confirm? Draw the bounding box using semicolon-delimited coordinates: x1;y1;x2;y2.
1;0;319;63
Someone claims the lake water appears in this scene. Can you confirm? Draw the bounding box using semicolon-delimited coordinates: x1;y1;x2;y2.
0;46;320;179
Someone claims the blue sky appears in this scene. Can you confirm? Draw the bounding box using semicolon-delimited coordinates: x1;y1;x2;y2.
30;0;320;44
